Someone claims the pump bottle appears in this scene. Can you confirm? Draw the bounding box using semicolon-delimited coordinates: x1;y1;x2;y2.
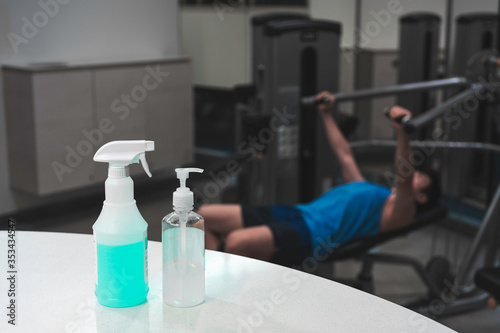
162;168;205;307
92;140;154;308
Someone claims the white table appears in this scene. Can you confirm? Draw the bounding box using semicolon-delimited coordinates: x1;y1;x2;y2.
0;231;455;333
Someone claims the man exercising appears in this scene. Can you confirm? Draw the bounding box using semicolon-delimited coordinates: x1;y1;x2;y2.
199;92;441;265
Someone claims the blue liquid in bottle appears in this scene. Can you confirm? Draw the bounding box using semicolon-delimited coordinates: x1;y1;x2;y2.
95;240;148;308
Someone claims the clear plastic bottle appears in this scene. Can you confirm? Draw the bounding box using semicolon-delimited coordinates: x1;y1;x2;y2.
162;168;205;307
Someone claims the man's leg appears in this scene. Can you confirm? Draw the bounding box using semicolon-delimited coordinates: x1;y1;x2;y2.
198;204;244;250
225;226;276;261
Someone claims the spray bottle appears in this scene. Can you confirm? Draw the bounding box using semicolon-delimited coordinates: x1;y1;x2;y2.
92;140;154;308
162;168;205;307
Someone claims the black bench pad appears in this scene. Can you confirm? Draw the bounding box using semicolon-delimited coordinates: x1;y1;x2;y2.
324;206;448;261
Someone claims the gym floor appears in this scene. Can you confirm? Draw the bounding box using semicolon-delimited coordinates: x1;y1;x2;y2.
8;177;500;333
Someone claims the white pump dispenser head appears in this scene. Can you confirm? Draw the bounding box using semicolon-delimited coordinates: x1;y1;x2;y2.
173;168;203;208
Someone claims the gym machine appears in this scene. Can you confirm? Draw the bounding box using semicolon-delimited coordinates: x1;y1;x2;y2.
242;13;449;206
443;13;499;203
300;9;500;316
251;13;309;116
239;16;343;205
301;64;500;318
232;6;500;318
195;8;500;317
201;13;447;207
397;13;442;140
345;139;500;317
195;13;309;156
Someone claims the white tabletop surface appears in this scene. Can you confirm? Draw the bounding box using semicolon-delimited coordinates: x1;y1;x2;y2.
0;231;455;333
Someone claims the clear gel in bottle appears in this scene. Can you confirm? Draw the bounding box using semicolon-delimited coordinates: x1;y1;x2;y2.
162;168;205;307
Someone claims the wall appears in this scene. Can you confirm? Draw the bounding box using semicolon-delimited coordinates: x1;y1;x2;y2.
311;0;498;51
359;0;447;50
309;0;356;47
0;0;179;215
180;6;247;87
180;5;308;87
453;0;497;17
310;0;443;50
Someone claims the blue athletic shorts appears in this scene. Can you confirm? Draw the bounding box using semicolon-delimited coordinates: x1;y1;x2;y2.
241;204;312;266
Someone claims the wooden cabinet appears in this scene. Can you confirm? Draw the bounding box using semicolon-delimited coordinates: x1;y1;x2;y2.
3;58;193;196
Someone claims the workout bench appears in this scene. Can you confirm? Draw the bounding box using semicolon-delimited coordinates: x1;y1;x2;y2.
322;205;448;300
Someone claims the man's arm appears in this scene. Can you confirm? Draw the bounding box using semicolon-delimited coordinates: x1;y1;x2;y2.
380;106;416;232
316;92;364;183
